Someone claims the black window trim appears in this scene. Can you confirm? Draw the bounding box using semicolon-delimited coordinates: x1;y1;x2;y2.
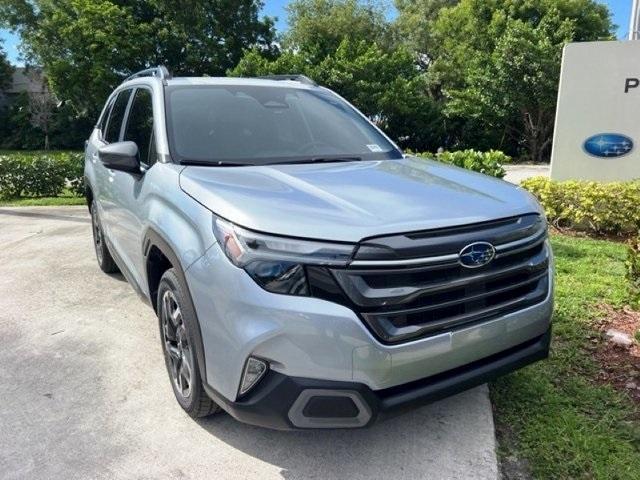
103;88;134;144
122;85;156;167
96;97;114;136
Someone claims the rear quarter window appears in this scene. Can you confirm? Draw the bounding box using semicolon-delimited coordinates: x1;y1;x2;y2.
97;95;117;137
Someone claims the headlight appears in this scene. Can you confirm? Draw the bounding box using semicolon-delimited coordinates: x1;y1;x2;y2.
213;217;355;295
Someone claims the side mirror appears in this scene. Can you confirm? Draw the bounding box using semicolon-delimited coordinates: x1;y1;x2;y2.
98;141;141;174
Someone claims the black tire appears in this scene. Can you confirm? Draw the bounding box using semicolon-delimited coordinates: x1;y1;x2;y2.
157;268;220;418
90;199;119;274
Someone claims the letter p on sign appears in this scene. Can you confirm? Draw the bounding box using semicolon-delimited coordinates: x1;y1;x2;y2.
625;78;639;93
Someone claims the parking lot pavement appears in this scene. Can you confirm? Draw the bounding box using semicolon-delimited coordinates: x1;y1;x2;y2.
503;164;550;184
0;206;498;480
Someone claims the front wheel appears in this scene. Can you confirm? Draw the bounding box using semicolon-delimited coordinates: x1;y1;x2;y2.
157;268;220;418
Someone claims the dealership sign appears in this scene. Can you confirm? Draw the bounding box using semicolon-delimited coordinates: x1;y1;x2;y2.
551;41;640;181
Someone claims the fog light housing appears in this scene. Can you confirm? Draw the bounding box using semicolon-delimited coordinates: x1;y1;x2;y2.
239;357;268;397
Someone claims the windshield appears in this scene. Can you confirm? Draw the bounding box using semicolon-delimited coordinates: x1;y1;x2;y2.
165;85;402;165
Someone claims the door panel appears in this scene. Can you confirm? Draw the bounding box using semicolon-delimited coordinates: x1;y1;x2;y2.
97;89;133;240
107;87;156;287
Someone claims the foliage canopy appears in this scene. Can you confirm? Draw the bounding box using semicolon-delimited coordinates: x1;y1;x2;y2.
0;0;276;117
429;0;614;161
0;0;619;158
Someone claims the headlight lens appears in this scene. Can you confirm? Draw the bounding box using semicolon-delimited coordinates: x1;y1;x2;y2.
244;261;309;295
213;217;355;295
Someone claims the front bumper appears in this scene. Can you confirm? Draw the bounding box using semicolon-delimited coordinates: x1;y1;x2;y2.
186;242;554;412
204;327;551;430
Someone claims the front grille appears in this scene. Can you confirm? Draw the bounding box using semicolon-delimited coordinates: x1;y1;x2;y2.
328;214;550;344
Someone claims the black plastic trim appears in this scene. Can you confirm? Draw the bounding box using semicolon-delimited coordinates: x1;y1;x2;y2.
362;275;549;344
203;372;380;430
354;214;544;260
142;229;209;384
103;235;151;306
203;326;552;430
333;247;549;309
303;395;360;418
377;327;551;419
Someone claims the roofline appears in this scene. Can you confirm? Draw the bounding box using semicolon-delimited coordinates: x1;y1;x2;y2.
124;66;172;85
255;74;317;86
120;67;319;89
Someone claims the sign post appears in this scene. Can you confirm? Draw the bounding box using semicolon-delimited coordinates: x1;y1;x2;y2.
631;0;640;40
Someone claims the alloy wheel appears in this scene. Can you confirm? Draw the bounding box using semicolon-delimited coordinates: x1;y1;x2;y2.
91;207;104;265
161;290;193;399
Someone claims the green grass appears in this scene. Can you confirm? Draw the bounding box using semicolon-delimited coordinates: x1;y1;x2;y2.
491;235;640;479
0;195;85;207
0;149;82;156
0;187;84;207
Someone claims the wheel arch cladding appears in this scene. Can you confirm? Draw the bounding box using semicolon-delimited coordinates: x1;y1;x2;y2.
146;244;173;312
143;228;209;384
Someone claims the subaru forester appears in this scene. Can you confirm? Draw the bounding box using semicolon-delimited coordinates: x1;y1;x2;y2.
84;66;553;429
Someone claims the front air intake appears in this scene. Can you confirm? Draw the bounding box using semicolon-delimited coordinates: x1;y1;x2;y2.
288;389;372;428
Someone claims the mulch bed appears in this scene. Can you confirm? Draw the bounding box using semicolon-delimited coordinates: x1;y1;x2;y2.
593;304;640;404
548;226;635;243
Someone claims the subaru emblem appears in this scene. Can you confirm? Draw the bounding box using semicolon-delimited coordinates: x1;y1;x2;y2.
459;242;495;268
583;133;633;158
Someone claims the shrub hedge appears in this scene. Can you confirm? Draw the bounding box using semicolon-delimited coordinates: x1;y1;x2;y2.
0;152;84;199
411;149;510;179
521;177;640;235
627;234;640;303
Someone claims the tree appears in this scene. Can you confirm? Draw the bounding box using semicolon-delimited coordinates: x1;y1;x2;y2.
0;40;12;91
283;0;390;61
394;0;458;59
0;40;15;146
28;85;57;150
429;0;614;161
0;0;276;119
0;92;42;149
0;91;92;150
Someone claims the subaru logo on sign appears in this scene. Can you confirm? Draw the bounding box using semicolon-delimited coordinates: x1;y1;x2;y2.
583;134;633;158
459;242;495;268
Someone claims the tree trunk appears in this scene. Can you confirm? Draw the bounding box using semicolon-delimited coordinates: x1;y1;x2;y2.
522;109;553;163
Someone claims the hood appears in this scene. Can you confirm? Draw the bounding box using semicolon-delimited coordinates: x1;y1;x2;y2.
179;157;541;242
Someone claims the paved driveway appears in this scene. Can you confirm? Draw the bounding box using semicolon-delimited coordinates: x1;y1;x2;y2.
503;164;550;184
0;206;498;480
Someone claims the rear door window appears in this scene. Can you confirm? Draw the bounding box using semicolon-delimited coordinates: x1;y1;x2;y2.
104;89;132;143
123;88;155;165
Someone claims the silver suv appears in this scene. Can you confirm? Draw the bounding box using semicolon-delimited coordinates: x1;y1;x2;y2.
85;66;553;429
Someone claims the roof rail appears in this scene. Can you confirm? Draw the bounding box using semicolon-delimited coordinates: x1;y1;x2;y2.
256;74;317;86
124;66;172;84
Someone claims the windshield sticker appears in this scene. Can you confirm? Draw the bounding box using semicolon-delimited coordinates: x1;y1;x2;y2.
366;144;383;152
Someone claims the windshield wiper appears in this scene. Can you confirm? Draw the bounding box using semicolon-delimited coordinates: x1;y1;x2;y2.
180;159;253;167
279;156;363;165
180;156;363;167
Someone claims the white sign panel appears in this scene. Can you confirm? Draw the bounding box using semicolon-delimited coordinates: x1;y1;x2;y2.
551;41;640;181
